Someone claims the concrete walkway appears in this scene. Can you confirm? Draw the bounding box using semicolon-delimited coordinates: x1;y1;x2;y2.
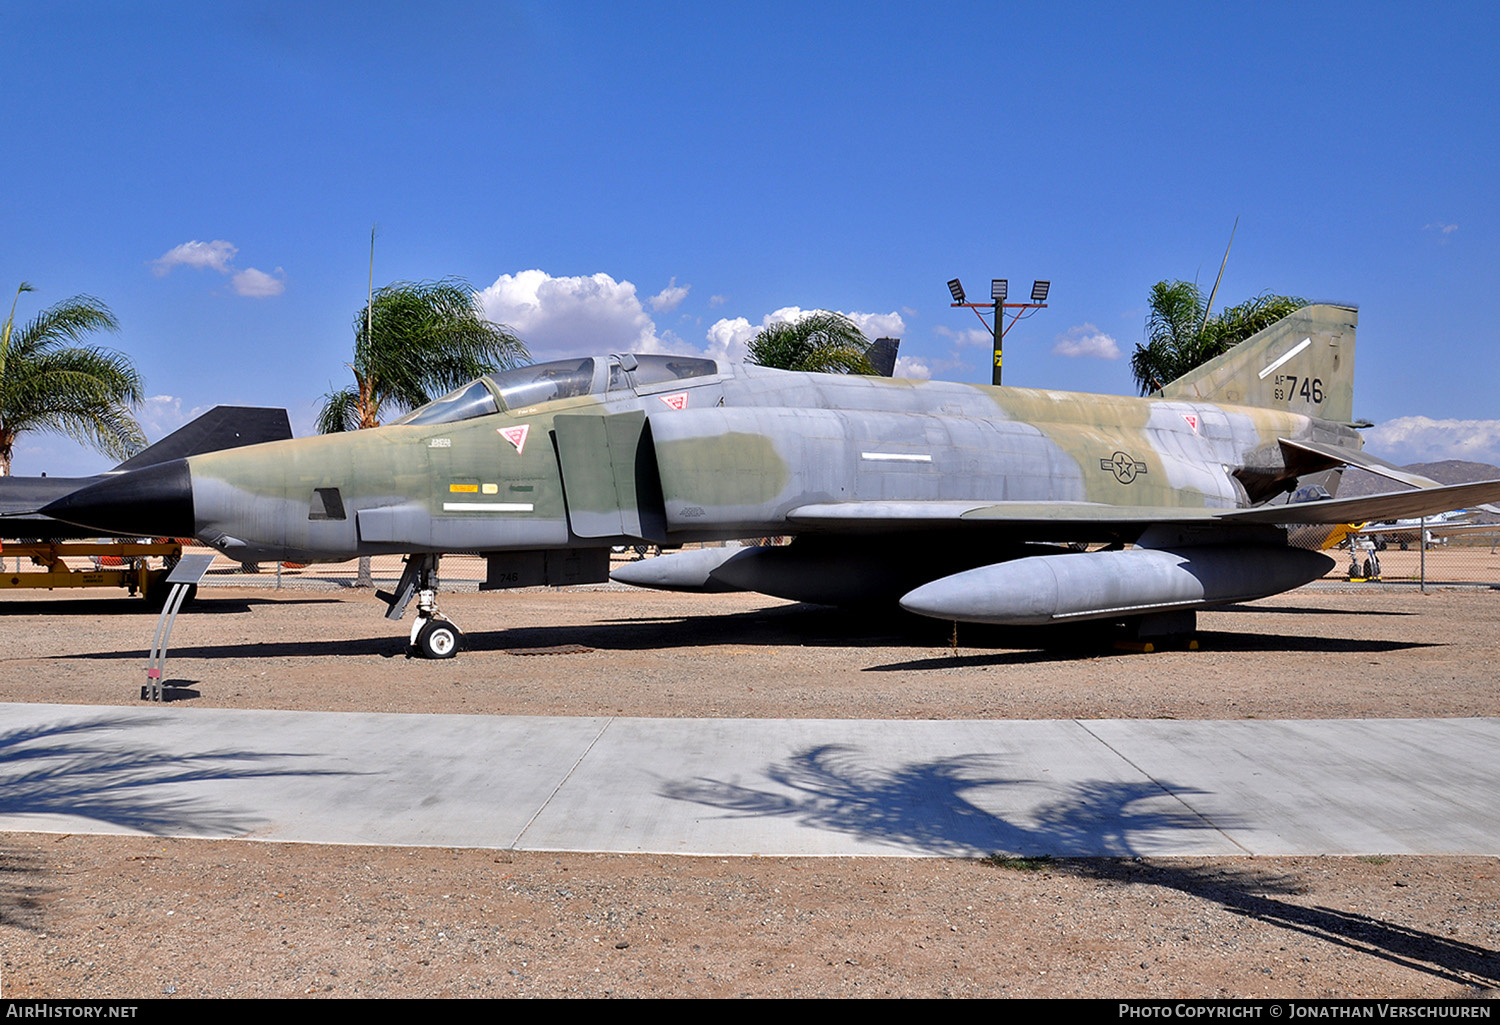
2;703;1496;858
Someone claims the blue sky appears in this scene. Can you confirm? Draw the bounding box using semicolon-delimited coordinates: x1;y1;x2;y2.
3;1;1496;475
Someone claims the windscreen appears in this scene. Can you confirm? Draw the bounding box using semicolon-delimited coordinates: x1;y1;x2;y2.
392;378;499;426
628;354;718;387
489;358;596;410
392;358;600;426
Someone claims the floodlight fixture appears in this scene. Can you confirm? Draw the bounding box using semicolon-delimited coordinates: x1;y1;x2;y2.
947;270;1052;387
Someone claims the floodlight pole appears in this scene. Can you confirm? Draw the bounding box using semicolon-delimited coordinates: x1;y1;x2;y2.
990;287;1005;386
946;277;1050;386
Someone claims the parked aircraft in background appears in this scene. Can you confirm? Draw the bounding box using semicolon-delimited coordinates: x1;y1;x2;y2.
37;305;1500;657
0;407;292;540
1360;509;1494;548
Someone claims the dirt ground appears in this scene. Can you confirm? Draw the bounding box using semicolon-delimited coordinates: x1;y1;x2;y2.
2;582;1499;998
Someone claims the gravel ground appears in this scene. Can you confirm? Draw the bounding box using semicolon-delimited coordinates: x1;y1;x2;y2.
2;583;1499;998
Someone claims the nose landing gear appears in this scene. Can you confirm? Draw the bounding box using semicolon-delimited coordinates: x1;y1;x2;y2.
378;554;464;659
414;616;462;659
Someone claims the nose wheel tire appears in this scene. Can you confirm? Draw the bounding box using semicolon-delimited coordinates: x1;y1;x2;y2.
414;620;462;659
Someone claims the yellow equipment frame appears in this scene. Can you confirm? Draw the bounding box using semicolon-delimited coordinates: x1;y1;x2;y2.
0;540;183;598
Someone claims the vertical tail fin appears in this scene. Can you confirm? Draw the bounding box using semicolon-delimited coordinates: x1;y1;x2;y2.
866;337;900;377
1156;304;1358;423
110;406;293;472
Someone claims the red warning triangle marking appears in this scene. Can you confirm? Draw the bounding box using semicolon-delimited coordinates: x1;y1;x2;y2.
659;392;689;410
1182;414;1199;432
498;423;530;454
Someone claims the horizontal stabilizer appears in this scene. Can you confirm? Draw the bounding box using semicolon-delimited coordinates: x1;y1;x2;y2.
1222;479;1500;526
1277;438;1443;490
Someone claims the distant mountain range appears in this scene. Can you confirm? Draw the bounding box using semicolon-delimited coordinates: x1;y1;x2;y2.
1339;459;1500;521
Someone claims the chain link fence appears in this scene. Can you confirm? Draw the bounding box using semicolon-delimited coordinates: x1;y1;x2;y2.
1292;524;1500;589
8;532;1495;595
163;529;1500;592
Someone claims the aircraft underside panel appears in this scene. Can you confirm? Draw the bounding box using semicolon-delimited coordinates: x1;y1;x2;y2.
356;503;570;551
482;548;610;590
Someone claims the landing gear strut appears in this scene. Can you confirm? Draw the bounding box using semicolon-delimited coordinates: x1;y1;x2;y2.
378;554;463;659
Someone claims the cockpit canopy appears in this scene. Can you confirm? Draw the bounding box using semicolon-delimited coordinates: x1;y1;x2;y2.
392;354;718;427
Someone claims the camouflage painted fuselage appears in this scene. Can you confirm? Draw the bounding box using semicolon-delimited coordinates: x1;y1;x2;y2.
182;346;1357;565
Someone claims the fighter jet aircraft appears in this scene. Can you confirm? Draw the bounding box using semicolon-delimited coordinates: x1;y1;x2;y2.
38;304;1500;657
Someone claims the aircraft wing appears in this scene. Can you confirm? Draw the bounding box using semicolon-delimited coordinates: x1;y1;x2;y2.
1403;521;1500;539
787;501;1218;533
786;479;1500;535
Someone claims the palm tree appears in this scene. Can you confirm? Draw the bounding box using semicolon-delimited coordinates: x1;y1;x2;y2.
745;311;876;375
1130;281;1306;394
316;278;530;433
0;283;145;477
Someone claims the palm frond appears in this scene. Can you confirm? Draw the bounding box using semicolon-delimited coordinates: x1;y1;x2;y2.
1133;279;1306;394
19;293;119;348
746;311;874;374
35;404;146;462
315;387;363;434
345;278;530;421
0;290;144;473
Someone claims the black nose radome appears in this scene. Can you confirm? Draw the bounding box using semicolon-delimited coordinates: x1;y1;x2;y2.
40;459;195;538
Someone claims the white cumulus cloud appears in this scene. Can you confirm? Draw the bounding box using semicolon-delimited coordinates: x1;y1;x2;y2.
153;239;238;276
893;355;932;380
1363;416;1500;466
648;277;690;312
933;324;993;348
477;270;665;362
848;310;906;341
702;306;907;365
1422;222;1459;246
703;316;756;363
135;395;209;443
476;268;909;370
152;239;283;298
232;267;285;297
1052;323;1121;360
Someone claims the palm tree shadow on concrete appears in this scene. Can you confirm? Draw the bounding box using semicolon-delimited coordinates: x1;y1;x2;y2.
0;717;352;838
0;716;356;933
661;745;1500;990
659;743;1218;858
